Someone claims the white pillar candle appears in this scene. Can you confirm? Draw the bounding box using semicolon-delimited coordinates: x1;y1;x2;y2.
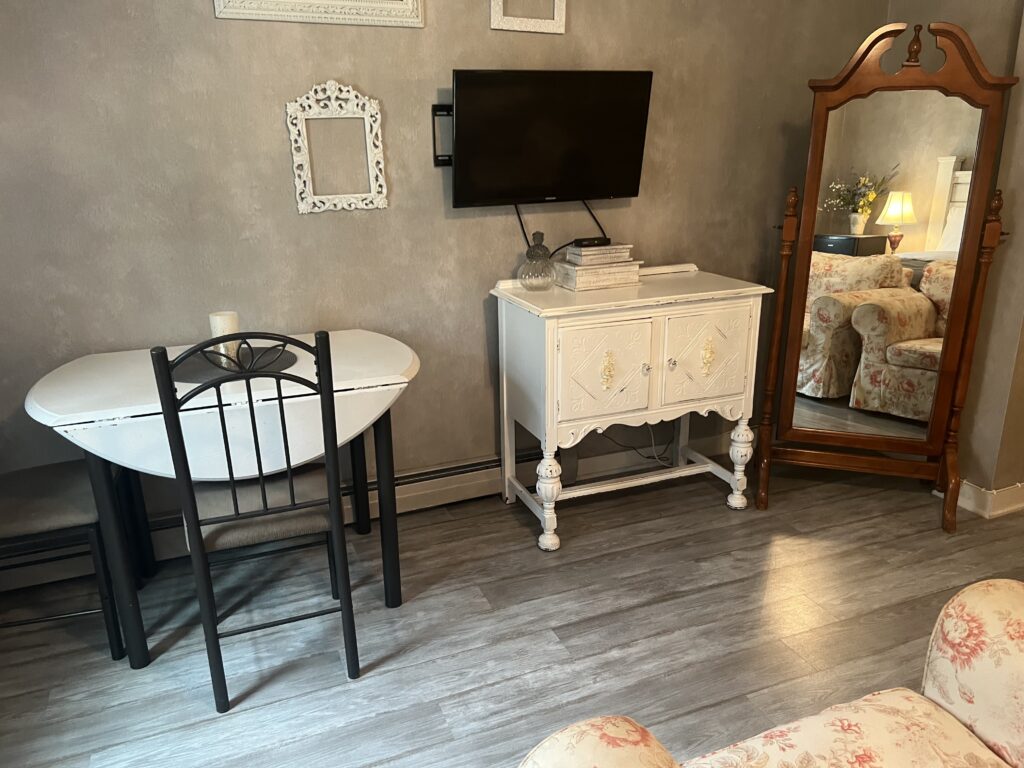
209;311;240;365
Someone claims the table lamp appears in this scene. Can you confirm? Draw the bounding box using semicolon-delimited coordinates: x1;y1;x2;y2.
875;191;917;255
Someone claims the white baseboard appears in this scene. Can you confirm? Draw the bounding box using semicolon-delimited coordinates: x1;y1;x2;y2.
956;480;1024;519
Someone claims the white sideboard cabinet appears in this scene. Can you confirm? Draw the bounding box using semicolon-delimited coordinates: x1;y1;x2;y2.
492;264;772;550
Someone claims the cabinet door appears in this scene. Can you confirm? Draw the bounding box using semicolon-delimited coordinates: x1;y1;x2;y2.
558;320;652;421
663;305;751;406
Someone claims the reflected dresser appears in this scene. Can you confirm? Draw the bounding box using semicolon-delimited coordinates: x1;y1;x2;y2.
492;264;772;550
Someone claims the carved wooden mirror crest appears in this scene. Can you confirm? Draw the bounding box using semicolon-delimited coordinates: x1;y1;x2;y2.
286;80;388;214
757;23;1016;531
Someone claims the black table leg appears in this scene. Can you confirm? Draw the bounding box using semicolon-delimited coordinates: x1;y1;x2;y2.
125;469;158;579
373;411;401;608
350;432;371;535
85;453;151;668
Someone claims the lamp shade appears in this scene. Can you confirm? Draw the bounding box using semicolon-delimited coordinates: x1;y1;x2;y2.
876;191;917;225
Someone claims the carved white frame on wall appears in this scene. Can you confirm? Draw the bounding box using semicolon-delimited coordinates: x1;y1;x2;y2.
490;0;565;34
214;0;424;27
286;80;388;214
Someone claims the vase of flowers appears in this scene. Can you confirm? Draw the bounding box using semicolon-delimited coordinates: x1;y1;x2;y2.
822;165;899;235
848;212;869;235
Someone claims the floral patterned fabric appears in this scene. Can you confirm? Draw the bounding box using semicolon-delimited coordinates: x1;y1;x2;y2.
886;337;945;371
518;716;677;768
923;580;1024;768
684;689;1009;768
848;263;956;421
806;252;906;305
851;361;937;421
797;251;914;400
919;261;958;336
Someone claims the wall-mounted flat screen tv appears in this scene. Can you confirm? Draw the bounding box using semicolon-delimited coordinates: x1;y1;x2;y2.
452;70;653;208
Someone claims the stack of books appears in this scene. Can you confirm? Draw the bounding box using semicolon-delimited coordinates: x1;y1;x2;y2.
553;244;640;291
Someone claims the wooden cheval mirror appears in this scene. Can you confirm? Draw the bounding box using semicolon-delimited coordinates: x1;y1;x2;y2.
756;23;1017;531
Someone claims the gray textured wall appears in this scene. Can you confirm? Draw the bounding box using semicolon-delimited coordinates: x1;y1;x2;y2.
983;23;1024;491
0;0;886;476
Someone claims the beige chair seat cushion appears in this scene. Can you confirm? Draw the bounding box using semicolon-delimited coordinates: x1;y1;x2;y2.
0;460;97;540
684;688;1008;768
885;337;944;371
191;466;334;552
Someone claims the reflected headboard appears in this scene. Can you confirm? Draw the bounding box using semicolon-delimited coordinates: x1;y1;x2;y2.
925;155;972;251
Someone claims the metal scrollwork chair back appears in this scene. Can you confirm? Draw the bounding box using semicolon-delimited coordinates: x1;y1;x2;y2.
150;330;359;714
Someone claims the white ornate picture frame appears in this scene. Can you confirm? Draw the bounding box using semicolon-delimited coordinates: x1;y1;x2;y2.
214;0;424;27
286;81;388;214
490;0;565;34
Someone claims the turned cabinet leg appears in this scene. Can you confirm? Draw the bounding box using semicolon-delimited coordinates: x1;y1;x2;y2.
727;418;754;510
535;452;562;551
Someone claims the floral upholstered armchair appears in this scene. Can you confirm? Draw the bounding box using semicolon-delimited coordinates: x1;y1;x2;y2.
520;579;1024;768
798;252;913;399
849;261;957;421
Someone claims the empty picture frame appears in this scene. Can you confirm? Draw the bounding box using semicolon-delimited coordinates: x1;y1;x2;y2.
214;0;424;27
286;81;388;214
490;0;565;34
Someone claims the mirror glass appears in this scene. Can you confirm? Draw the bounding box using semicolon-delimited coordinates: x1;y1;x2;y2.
792;90;982;439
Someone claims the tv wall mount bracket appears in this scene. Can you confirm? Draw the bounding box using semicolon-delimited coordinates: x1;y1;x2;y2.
432;104;453;167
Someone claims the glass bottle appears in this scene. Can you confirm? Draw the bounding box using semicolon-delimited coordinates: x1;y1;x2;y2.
517;231;555;291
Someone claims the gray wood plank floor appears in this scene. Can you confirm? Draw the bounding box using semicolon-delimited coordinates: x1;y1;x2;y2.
4;468;1024;768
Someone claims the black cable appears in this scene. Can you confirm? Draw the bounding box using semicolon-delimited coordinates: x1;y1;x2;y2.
581;199;608;239
550;240;574;259
597;424;674;467
516;200;608;255
513;204;530;248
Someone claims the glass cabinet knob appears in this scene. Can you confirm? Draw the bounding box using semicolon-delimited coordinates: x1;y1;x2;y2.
667;358;678;370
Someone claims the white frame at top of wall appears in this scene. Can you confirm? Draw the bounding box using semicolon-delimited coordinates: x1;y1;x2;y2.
490;0;565;34
213;0;424;27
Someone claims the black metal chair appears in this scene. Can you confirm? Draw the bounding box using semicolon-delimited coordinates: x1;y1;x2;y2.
151;331;358;713
0;460;124;660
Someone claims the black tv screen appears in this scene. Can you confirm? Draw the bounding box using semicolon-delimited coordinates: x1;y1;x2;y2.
452;70;653;208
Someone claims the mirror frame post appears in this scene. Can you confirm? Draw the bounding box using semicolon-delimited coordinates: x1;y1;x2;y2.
756;187;800;510
940;191;1005;532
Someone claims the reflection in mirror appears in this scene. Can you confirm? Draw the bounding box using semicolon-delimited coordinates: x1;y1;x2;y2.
793;91;982;439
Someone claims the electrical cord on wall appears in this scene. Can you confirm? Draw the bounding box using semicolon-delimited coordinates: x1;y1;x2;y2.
512;200;610;258
513;204;530;248
581;199;608;239
598;424;675;468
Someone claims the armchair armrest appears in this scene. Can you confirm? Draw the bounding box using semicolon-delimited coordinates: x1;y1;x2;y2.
923;579;1024;767
519;716;677;768
851;292;937;364
809;287;919;331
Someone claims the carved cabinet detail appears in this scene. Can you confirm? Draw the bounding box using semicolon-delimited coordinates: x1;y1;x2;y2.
663;305;751;406
558;321;652;421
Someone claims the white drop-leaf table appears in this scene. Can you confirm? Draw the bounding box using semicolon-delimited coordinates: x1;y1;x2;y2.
492;265;772;550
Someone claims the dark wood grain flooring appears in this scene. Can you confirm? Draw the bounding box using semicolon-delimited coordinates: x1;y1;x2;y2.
3;468;1024;767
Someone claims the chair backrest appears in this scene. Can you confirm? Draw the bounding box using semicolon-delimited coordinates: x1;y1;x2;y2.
807;252;906;308
150;331;343;547
922;579;1024;768
919;261;958;335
